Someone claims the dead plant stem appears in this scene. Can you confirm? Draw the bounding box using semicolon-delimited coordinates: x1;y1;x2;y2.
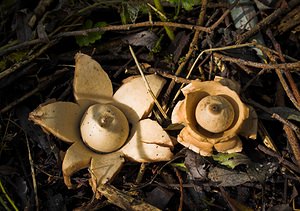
174;168;183;211
0;41;57;80
266;28;300;104
271;113;300;141
0;68;68;113
0;179;18;211
247;99;300;139
263;47;300;111
213;53;300;71
162;0;208;111
236;0;300;44
55;21;211;38
273;68;300;111
257;144;300;174
129;45;168;120
25;134;39;210
283;125;300;168
151;0;175;40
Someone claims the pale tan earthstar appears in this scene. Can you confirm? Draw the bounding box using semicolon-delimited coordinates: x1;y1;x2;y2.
29;53;174;193
171;76;257;156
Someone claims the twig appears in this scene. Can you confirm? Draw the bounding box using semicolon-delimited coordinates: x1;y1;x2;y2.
0;41;58;80
236;0;300;44
0;68;68;113
174;168;183;211
274;68;300;111
130;154;185;190
1;21;212;60
0;179;19;211
135;163;147;184
257;144;300;174
25;134;39;210
54;21;211;38
247;99;300;139
151;1;175;40
97;184;160;211
148;3;167;20
261;44;300;111
208;0;237;32
0;195;12;211
0;87;41;114
162;0;208;110
126;67;192;84
266;28;300;104
242;68;268;91
0;39;45;56
283;125;300;168
213;52;300;70
272;113;300;140
147;68;191;83
129;45;168;120
113;47;144;78
254;43;298;62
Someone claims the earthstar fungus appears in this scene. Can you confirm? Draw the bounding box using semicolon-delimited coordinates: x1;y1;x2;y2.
29;53;173;193
171;76;257;156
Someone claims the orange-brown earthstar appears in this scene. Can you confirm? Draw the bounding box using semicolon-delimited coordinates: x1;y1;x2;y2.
29;53;174;194
171;76;257;156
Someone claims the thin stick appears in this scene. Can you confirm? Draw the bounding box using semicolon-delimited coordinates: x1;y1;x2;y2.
174;168;183;211
272;113;300;140
129;45;168;120
147;3;167;20
25;134;39;210
0;179;19;211
171;42;255;103
97;184;160;211
266;28;300;104
0;195;12;211
162;0;208;110
262;47;300;111
189;43;256;79
247;99;300;139
55;21;211;38
0;41;57;80
0;68;68;113
257;144;300;174
283;125;300;168
151;0;175;40
236;0;300;44
135;163;147;185
213;52;300;70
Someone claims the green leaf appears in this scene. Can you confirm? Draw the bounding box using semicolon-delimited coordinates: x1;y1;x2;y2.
171;163;187;172
212;153;251;169
75;20;106;47
164;123;184;131
165;0;201;11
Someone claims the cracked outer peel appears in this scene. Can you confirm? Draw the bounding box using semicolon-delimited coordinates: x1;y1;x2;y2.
178;127;214;156
29;101;84;144
214;136;242;153
62;141;93;188
121;119;173;162
62;141;125;189
113;74;166;123
74;53;113;103
89;152;125;193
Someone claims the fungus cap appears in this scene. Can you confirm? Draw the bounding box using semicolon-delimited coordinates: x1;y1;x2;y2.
80;104;129;153
195;95;235;133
